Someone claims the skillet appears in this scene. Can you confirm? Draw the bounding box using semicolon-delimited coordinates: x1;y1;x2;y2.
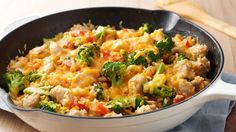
0;7;235;132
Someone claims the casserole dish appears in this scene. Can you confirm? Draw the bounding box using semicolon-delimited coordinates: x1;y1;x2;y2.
0;7;235;132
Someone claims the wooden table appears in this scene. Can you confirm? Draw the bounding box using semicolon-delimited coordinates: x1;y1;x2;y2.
0;0;236;131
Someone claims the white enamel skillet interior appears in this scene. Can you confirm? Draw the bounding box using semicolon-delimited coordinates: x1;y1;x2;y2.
0;8;236;132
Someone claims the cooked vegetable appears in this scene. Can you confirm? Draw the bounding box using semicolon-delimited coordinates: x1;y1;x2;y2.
2;71;26;97
156;37;174;55
143;63;166;94
94;26;107;43
156;63;165;74
139;23;154;33
39;99;61;112
153;86;176;98
93;84;104;101
101;62;127;86
28;71;41;82
134;97;147;109
127;52;148;67
147;50;161;63
162;97;173;107
106;97;132;113
77;44;100;66
176;53;187;61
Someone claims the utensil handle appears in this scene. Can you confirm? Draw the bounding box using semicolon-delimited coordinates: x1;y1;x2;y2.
189;12;236;39
198;73;236;103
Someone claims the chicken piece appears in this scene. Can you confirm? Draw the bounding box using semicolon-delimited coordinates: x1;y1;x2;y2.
67;109;88;117
22;93;40;108
42;56;54;73
187;44;208;59
104;111;122;117
177;79;195;97
49;41;63;56
174;60;195;79
128;74;147;96
135;105;154;114
191;57;210;75
191;76;209;90
50;85;73;106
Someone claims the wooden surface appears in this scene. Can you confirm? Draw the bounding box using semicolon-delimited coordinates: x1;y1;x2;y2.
0;0;236;131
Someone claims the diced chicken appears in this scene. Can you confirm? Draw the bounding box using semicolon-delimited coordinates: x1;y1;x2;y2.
135;105;153;114
67;109;88;117
128;74;147;96
22;93;40;108
50;85;73;106
188;44;208;59
174;60;195;79
104;111;122;117
191;57;210;75
42;56;54;73
177;79;195;97
49;41;63;56
191;76;209;90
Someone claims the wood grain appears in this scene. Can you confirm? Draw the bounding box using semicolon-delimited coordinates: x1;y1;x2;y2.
0;0;235;131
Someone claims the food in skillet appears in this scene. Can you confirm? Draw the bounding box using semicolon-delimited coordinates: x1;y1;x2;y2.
1;23;210;117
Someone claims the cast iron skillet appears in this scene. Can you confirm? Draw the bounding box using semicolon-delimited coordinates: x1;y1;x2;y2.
0;7;223;118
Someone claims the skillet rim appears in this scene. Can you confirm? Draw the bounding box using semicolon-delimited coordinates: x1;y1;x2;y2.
1;7;224;119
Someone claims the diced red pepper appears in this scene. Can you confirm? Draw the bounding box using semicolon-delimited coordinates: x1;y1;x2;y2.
101;50;110;58
96;103;110;116
64;61;71;70
70;100;88;111
71;30;85;37
173;95;185;104
86;36;94;43
79;31;85;36
184;39;190;48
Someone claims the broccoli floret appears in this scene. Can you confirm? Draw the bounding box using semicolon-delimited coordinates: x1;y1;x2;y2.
93;84;104;101
28;71;41;82
176;53;187;61
39;99;61;112
106;97;132;113
139;23;154;33
147;50;161;63
2;71;27;98
156;37;174;55
134;97;148;109
77;44;100;66
127;50;161;67
156;62;165;74
94;26;107;43
127;52;148;67
101;62;127;86
162;97;173;107
153;86;176;98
